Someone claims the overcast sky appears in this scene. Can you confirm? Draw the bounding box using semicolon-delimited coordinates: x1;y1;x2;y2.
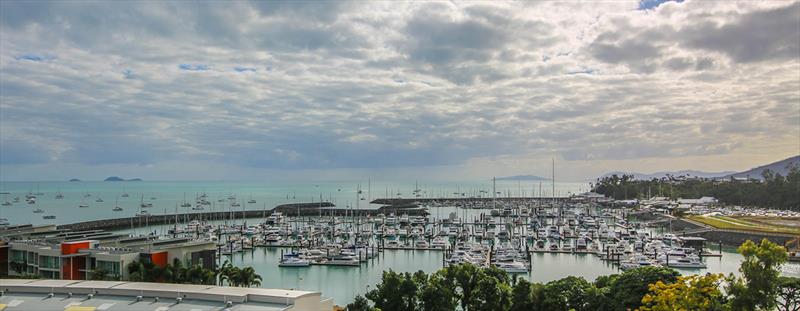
1;0;798;182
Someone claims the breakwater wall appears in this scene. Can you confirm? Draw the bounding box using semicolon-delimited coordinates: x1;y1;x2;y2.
370;197;570;205
60;202;333;231
58;202;429;231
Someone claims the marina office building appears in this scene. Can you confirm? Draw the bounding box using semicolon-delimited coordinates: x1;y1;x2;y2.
0;225;216;280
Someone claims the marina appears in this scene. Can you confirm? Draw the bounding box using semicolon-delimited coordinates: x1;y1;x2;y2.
2;180;798;305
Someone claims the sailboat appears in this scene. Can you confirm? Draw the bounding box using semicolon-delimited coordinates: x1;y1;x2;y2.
1;193;11;206
95;196;104;203
136;197;150;216
78;199;89;208
139;195;152;208
121;187;129;198
33;199;44;213
181;193;191;208
247;193;256;204
113;199;123;211
55;191;64;199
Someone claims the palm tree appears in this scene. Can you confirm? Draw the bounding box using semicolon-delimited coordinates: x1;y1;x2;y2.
218;260;237;286
202;268;218;285
91;268;110;281
239;266;262;288
186;264;205;284
166;258;186;283
127;261;145;282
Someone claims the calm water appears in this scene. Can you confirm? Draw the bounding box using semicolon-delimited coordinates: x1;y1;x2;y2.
0;180;589;225
224;245;798;305
1;181;798;305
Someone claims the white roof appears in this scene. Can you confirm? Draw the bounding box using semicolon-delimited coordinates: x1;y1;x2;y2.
112;282;213;293
205;286;317;299
65;280;128;289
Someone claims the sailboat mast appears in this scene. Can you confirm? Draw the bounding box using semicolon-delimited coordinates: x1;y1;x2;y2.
492;177;496;210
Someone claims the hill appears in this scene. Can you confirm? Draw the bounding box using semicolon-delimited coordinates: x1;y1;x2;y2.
725;155;800;180
600;170;734;180
104;176;143;182
496;175;550;181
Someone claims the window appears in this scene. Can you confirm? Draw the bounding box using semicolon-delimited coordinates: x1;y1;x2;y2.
39;255;60;269
96;260;121;276
10;250;26;262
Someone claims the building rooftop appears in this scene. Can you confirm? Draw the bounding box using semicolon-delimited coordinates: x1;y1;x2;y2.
0;279;331;311
0;292;289;311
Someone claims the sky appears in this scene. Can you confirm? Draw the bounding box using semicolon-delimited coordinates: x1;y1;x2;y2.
0;0;798;182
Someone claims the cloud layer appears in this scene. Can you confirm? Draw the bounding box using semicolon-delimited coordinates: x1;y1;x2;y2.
1;0;798;180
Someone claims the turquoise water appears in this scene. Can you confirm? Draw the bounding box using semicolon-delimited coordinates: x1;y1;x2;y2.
0;180;589;225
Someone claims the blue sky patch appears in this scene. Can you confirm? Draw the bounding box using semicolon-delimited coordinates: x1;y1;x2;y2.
179;64;210;71
15;54;49;62
639;0;684;10
234;66;256;72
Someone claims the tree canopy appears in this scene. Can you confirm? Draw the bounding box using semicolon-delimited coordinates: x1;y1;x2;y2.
592;167;800;210
357;239;792;311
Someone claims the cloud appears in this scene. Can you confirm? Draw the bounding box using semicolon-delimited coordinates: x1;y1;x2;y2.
681;2;800;63
589;1;800;71
0;0;798;181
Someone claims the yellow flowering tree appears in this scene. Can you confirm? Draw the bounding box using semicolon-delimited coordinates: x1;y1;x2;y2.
638;273;726;311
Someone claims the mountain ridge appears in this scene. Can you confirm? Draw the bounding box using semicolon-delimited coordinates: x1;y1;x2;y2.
724;155;799;179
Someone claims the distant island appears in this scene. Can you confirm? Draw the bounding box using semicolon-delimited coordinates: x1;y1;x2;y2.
104;176;143;182
68;178;81;182
496;175;550;181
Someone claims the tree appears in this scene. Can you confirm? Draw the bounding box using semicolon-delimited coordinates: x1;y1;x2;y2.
777;277;800;311
608;266;680;310
510;278;533;311
541;276;593;311
90;268;110;281
470;273;512;311
346;295;375;311
638;273;726;311
418;271;457;311
510;278;538;311
238;266;262;287
445;263;481;310
365;270;417;311
219;260;239;286
727;239;789;311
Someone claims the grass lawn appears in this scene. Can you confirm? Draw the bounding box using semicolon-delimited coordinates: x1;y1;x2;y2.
687;215;800;235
